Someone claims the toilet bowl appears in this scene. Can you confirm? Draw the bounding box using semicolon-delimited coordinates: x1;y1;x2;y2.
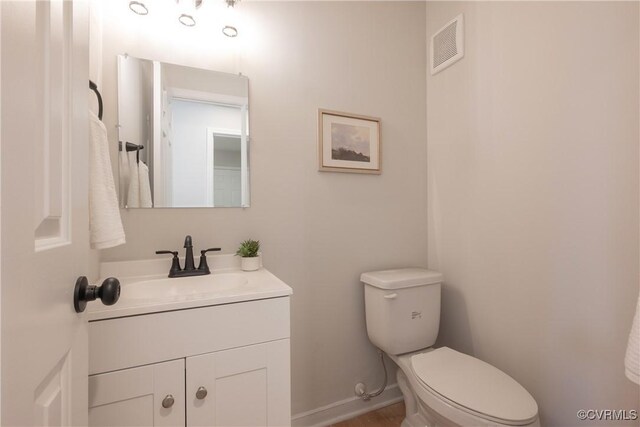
392;348;540;427
361;268;540;427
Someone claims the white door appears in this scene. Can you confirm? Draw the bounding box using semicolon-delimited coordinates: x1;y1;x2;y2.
1;0;91;425
186;340;291;427
213;168;241;207
89;359;186;427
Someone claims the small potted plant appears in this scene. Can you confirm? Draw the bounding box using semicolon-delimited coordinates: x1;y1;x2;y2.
236;239;261;271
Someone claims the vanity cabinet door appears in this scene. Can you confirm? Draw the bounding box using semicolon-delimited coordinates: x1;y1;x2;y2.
89;359;185;427
186;339;291;427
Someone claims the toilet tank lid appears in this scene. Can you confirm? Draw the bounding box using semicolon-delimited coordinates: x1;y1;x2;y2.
360;268;443;289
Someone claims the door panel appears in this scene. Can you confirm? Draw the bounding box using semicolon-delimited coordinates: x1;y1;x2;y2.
89;359;185;427
34;353;72;426
213;168;241;207
215;369;267;427
186;340;291;427
1;0;90;424
89;397;155;427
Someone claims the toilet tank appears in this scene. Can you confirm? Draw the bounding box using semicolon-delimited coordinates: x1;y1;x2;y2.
361;268;443;355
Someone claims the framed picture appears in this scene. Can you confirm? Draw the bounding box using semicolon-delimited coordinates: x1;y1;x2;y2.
318;109;381;174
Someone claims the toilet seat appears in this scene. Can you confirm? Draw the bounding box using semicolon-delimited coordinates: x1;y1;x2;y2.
410;347;538;426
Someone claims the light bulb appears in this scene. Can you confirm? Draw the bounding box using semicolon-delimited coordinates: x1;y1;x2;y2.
179;13;196;26
176;0;201;27
129;1;148;15
222;25;238;37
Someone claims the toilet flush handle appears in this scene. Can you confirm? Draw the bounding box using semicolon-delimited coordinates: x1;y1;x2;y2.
383;293;397;299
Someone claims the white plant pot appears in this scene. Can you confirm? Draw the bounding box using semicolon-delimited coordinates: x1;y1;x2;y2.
240;256;261;271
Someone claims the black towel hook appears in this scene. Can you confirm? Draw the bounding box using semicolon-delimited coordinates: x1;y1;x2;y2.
89;80;103;120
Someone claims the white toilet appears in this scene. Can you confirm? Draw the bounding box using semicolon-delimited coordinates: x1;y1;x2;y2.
361;268;540;427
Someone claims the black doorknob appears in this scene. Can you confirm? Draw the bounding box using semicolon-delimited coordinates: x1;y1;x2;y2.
74;276;121;313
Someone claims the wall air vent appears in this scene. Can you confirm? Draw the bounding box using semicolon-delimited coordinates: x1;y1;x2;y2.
430;14;464;75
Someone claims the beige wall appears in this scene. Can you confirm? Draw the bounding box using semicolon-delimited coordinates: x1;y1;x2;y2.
426;2;639;425
97;1;427;416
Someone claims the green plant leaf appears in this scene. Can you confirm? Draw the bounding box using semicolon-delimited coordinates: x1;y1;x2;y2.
236;239;260;257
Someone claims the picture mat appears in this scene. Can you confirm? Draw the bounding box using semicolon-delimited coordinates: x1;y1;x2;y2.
321;114;380;171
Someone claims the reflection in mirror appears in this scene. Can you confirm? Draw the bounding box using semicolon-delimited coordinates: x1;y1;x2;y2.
117;55;249;208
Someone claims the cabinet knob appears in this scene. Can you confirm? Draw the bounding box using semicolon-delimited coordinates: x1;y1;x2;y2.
196;386;208;400
162;394;175;408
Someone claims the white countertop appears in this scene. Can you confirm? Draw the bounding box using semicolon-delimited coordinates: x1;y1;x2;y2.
87;255;292;321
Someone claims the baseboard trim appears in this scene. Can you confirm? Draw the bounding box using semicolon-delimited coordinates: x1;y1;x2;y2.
291;384;404;427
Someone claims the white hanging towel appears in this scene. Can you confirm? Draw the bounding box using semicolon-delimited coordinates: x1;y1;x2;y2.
625;296;640;384
138;161;153;208
118;149;129;206
89;111;126;249
126;151;140;208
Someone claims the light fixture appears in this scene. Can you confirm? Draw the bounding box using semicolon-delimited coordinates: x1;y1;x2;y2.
129;1;148;15
130;0;241;31
222;0;239;37
177;0;202;27
222;25;238;37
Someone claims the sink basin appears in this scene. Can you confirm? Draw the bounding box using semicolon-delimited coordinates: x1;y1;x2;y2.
123;273;248;300
87;258;293;321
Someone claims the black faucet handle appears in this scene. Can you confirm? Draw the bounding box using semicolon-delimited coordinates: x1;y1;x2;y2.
197;248;222;273
155;250;181;277
156;250;178;256
200;248;222;255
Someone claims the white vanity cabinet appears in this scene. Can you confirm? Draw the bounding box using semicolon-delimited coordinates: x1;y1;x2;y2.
89;359;186;427
88;296;291;427
186;340;290;427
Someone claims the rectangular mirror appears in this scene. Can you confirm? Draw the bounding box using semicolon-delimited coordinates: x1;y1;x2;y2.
117;55;250;208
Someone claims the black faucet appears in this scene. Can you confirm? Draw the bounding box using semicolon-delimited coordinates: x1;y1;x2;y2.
183;235;195;271
156;235;221;278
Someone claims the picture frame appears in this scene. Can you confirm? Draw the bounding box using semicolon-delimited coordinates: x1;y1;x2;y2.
318;109;381;174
